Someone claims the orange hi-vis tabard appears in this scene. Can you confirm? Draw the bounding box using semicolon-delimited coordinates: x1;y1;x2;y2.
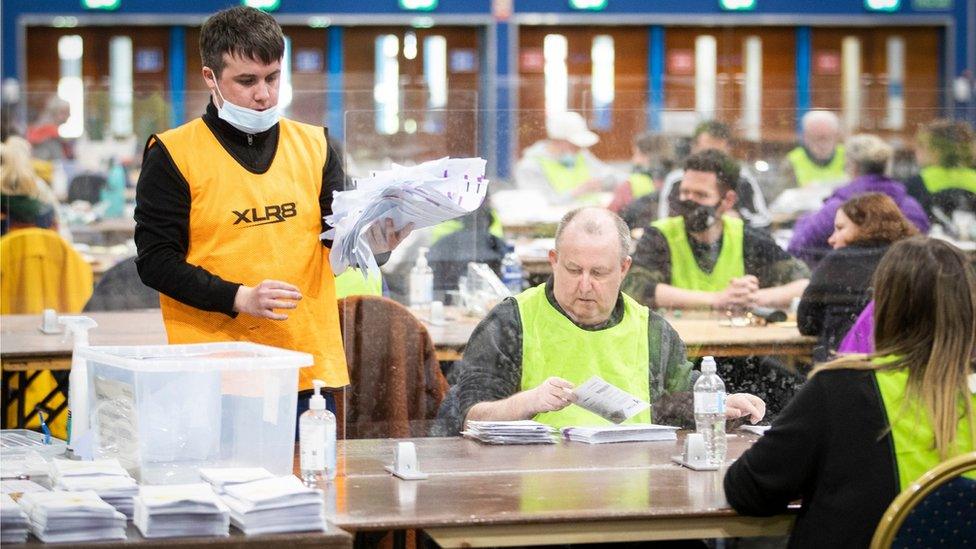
152;117;348;389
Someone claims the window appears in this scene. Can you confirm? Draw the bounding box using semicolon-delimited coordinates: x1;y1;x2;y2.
544;34;568;118
374;34;400;135
57;35;84;138
590;35;614;130
109;36;133;137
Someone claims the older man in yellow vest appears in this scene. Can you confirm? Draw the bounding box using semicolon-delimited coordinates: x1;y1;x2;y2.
436;207;765;433
782;110;847;190
135;6;410;415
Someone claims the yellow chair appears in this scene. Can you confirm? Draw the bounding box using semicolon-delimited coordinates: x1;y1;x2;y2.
870;452;976;549
1;228;93;438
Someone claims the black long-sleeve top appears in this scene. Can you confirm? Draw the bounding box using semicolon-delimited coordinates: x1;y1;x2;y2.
724;369;899;548
133;102;344;316
796;242;888;363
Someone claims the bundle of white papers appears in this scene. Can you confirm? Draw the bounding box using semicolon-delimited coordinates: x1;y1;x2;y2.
17;490;126;543
560;424;679;444
133;483;229;539
462;420;556;445
199;467;275;494
51;457;137;518
220;475;325;535
1;493;30;543
324;157;490;279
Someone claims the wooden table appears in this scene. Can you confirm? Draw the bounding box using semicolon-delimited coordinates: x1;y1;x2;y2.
21;524;352;548
322;435;795;547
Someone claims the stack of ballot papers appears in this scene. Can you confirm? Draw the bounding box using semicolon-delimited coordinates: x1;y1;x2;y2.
17;490;126;543
51;457;138;518
133;483;229;538
560;424;679;444
199;467;275;494
324;157;490;279
220;475;326;535
1;493;30;543
462;420;556;444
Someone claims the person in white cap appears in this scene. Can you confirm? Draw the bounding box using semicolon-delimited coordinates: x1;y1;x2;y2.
514;111;622;204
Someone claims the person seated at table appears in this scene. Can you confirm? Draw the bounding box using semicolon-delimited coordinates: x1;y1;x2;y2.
903;118;976;232
797;193;918;363
514;111;622;204
779;110;847;192
622;149;810;418
655;120;772;230
609;132;676;219
435;207;766;434
788;134;929;267
724;236;976;548
1;136;61;236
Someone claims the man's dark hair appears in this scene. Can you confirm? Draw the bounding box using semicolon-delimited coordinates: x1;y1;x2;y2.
692;120;732;142
683;149;739;195
200;6;284;78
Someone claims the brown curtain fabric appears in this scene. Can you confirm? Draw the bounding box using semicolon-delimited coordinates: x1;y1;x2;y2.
337;295;449;439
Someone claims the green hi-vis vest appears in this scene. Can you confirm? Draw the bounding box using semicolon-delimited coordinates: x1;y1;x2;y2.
515;284;651;429
786;145;846;187
334;268;382;299
920;166;976;195
652;216;745;292
538;153;591;194
628;172;655;200
429;214;505;245
874;365;976;491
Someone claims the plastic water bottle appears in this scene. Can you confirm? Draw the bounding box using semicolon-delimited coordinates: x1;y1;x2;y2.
409;247;434;308
693;356;727;466
300;380;337;484
500;243;524;295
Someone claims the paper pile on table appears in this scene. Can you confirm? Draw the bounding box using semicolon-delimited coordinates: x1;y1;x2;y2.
199;467;275;495
133;483;229;538
462;420;556;444
51;457;138;518
1;493;30;543
17;490;126;543
220;475;326;535
560;424;679;444
324;157;490;279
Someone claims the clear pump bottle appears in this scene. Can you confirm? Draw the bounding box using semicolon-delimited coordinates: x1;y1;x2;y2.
409;247;434;308
299;380;337;484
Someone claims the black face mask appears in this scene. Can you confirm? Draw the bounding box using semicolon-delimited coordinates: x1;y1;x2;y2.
676;199;719;232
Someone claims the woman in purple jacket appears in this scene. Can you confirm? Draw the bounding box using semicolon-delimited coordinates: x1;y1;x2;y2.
788;134;929;267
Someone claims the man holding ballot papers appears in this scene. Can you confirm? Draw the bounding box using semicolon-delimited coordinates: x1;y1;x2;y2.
437;207;765;432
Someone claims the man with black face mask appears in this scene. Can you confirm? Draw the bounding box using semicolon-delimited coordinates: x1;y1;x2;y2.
623;149;808;311
622;150;811;419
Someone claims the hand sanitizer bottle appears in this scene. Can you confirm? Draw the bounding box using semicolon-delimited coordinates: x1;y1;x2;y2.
299;380;337;484
409;247;434;308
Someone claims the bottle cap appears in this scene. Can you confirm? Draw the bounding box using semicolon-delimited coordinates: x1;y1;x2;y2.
309;379;326;411
701;356;717;374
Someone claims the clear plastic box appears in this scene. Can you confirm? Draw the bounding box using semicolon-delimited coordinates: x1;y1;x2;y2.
77;342;310;485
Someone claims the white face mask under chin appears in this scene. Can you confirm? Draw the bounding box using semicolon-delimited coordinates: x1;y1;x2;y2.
207;71;280;134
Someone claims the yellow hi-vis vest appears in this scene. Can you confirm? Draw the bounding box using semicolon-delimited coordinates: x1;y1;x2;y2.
538;153;591;194
874;362;976;491
152;118;348;389
786;145;846;187
652;216;745;292
334;268;382;298
628;172;655;199
515;284;651;429
920;166;976;195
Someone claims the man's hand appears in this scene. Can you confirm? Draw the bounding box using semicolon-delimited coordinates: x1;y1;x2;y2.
726;393;766;424
713;275;759;311
233;280;302;320
520;377;577;416
366;218;414;255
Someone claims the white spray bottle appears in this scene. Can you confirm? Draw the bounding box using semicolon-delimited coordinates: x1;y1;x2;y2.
59;315;98;459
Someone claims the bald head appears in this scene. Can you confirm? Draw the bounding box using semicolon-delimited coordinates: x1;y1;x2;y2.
555;207;631;261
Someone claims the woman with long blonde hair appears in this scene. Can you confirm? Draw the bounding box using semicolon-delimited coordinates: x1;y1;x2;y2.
1;136;60;234
725;236;975;548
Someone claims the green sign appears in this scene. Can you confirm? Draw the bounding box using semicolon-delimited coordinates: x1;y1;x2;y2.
864;0;901;11
568;0;609;10
718;0;757;10
912;0;952;9
242;0;280;10
81;0;120;10
399;0;438;11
